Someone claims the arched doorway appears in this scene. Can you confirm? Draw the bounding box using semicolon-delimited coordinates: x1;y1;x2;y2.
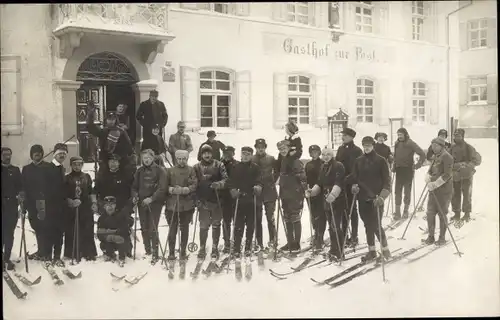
75;52;139;162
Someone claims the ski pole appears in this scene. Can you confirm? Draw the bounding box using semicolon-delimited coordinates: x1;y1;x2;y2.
19;205;29;273
188;207;199;253
328;201;342;266
72;180;82;264
278;197;291;254
342;193;352;239
412;177;416;213
161;196;181;264
147;204;167;265
399;184;429;240
340;193;357;261
418;192;428;212
176;195;181;253
385;172;395;217
273;198;281;261
375;204;387;283
41;134;76;161
252;195;258;260
306;197;314;247
133;204;138;260
429;190;463;257
228;194;240;273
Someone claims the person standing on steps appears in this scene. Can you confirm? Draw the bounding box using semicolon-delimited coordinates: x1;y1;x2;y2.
193;144;228;260
136;89;169;153
335;127;363;247
165;150;197;261
131;149;167;264
392;127;426;221
21;145;49;261
1;147;23;271
427;129;452;161
449;129;481;223
423;137;454;245
220;146;239;254
197;131;225;162
306;146;346;261
276;120;303;174
349;136;392;262
252;138;278;252
304;145;325;251
168;121;194;166
277;140;307;254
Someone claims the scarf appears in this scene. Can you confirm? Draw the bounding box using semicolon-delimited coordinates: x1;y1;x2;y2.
107;128;121;154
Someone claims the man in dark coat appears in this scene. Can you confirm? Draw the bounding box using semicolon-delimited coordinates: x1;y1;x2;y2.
392;127;426;220
349;136;392;262
426;129;452;161
304;145;324;250
335;127;363;247
2;147;23;270
21;144;49;260
220;146;239;253
252;138;278;250
136;89;169;154
423;137;454;245
374;132;394;168
197;131;225;161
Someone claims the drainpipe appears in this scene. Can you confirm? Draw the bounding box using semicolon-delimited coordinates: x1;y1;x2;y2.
445;0;473;134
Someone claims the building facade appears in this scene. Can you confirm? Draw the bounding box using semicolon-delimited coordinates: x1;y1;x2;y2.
458;0;497;138
1;2;461;166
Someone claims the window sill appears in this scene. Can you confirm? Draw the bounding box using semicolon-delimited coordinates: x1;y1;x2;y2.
466;101;488;106
467;46;490;51
196;127;238;135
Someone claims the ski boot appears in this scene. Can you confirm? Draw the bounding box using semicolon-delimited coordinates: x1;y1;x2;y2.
197;247;207;260
28;252;41;261
151;255;159;265
222;242;231;255
279;243;290;252
435;237;446;246
381;247;391;260
291;242;301;254
450;212;461;222
53;259;65;267
5;260;15;271
346;237;359;248
422;236;435;245
393;206;402;221
118;258;125;267
211;247;220;260
402;204;410;219
361;249;377;263
244;250;252;258
104;253;116;262
461;212;471;223
179;250;188;261
325;251;341;263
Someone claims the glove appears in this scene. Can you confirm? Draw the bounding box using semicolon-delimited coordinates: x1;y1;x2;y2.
305;189;312;198
351;184;360;195
230;189;240;199
325;193;336;204
425;174;431;184
142;197;153;206
171;186;183;195
132;197;139;205
373;196;384;207
211;181;224;190
91;202;98;213
67;198;75;207
427;181;437;191
414;163;422;170
106;234;125;244
181;187;190;195
73;199;82;207
253;185;262;196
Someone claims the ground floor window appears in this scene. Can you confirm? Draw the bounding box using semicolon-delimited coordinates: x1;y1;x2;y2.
199;70;232;128
288;75;311;125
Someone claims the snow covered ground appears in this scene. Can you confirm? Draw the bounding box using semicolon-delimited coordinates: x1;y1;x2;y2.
3;138;499;319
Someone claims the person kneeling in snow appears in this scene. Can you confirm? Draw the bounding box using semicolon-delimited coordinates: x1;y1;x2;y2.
97;196;133;265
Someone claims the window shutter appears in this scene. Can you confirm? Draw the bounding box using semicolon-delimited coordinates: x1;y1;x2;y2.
235;70;252;130
487;74;498;105
403;80;413;126
273;73;288;129
487;17;497;48
232;3;250;16
422;2;436;43
180;66;200;132
427;82;439;125
308;2;316;26
314;76;328;128
272;3;287;22
403;2;413;40
376;78;389;126
180;3;199;10
373;1;389;36
459;22;468;51
344;3;356;33
459;78;469;106
316;2;327;28
349;79;358;127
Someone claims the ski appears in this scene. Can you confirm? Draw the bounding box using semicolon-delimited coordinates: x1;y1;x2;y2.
257;250;264;268
124;272;148;285
407;236;465;264
235;258;242;281
215;255;231;274
43;263;64;286
14;273;42;286
202;259;218;278
385;219;405;231
62;269;82;280
245;258;252;281
179;259;187;280
3;271;27;299
110;272;126;281
190;259;204;280
168;260;175;280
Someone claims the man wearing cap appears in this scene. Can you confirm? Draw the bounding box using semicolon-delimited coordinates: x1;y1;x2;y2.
423;137;454;245
277;140;307;253
131;149;168;263
335;127;363;247
304;145;325;250
276;120;303;174
193;144;228;259
168;121;194;166
1;147;24;270
374;132;394;168
42;143;69;266
197;130;226;162
21;145;50;260
136;89;169;154
63;156;98;261
426;129;452;161
449;128;481;223
252;138;278;251
306;146;346;260
393;127;426;220
349;136;392;262
226;146;262;258
220;146;239;253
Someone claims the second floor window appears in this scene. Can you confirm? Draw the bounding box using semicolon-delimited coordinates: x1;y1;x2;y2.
356;78;374;123
412;1;425;40
288;75;311;125
287;2;309;24
355;4;372;33
469;77;487;102
412;82;426;122
469;19;488;49
196;3;230;14
200;70;231;128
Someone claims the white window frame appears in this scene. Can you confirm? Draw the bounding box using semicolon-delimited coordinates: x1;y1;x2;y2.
286;2;310;25
468;77;488;104
412;82;427;123
199;70;233;128
356;78;375;123
354;2;373;33
197;3;231;14
468;19;488;49
287;75;312;125
411;1;426;41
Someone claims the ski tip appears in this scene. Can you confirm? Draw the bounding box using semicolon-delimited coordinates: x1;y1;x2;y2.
32;276;42;285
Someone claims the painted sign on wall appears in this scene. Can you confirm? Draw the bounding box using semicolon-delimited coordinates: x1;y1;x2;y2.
282;38;376;62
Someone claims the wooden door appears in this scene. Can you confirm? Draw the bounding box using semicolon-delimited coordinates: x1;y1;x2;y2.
76;85;105;162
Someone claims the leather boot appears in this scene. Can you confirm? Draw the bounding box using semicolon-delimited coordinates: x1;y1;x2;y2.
402;204;410;219
393;205;402;220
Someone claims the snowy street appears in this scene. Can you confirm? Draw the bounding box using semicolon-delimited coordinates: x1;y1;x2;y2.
3;139;499;319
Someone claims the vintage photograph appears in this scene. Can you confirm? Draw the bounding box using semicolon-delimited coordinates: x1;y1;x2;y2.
1;1;498;319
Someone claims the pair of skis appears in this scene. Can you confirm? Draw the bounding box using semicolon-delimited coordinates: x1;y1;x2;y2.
234;257;252;281
167;258;188;280
110;272;148;291
43;262;82;286
3;271;28;299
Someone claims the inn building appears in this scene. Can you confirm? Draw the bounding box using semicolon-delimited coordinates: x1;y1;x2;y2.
1;2;467;166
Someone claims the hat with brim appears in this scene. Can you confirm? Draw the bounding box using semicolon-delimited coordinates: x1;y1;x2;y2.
361;136;375;145
70;156;84;164
241;146;254;154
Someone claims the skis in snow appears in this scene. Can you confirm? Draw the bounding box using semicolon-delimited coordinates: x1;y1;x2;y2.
62;269;82;280
179;258;188;280
216;255;231;274
124;272;148;285
244;257;252;281
235;258;242;281
14;273;42;286
190;258;204;280
3;271;27;299
43;263;64;286
167;260;175;280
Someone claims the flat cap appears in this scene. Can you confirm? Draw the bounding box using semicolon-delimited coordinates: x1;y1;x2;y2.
341;128;356;138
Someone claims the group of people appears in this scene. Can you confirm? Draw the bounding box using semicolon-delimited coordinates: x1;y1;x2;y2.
2;87;482;269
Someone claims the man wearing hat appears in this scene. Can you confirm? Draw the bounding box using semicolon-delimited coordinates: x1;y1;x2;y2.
393;127;426;220
193;144;228;259
197;130;226;161
304;145;325;250
1;147;24;270
252;138;278;251
21;144;50;260
220;146;239;253
226;146;263;258
374;132;394;168
422;137;454;245
426;129;452;161
349;136;392;262
449;128;481;223
63;156;98;262
136;89;169;154
277;140;307;253
335;127;363;247
168;121;194;166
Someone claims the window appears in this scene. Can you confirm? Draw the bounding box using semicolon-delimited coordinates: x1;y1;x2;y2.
288;75;311;125
200;70;232;128
411;1;426;40
412;82;427;122
469;19;488;49
469;77;487;102
196;3;230;14
287;2;309;24
355;3;372;33
412;1;424;15
356;78;374;123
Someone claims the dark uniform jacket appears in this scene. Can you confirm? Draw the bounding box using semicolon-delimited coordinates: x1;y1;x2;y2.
136;100;168;136
348;151;391;202
226;161;262;204
427;149;454;195
449;141;481;181
316;159;345;196
165;165;197;212
193;159;228;203
305;158;323;205
65;171;94;211
97;205;132;242
2;164;22;200
252;153;278;203
278;155;307;201
197;140;226;161
374;143;394;167
131;163;167;202
335;141;363;184
44;161;67;223
22;161;49;217
94;168;133;211
276;134;303;173
221;158;239;203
